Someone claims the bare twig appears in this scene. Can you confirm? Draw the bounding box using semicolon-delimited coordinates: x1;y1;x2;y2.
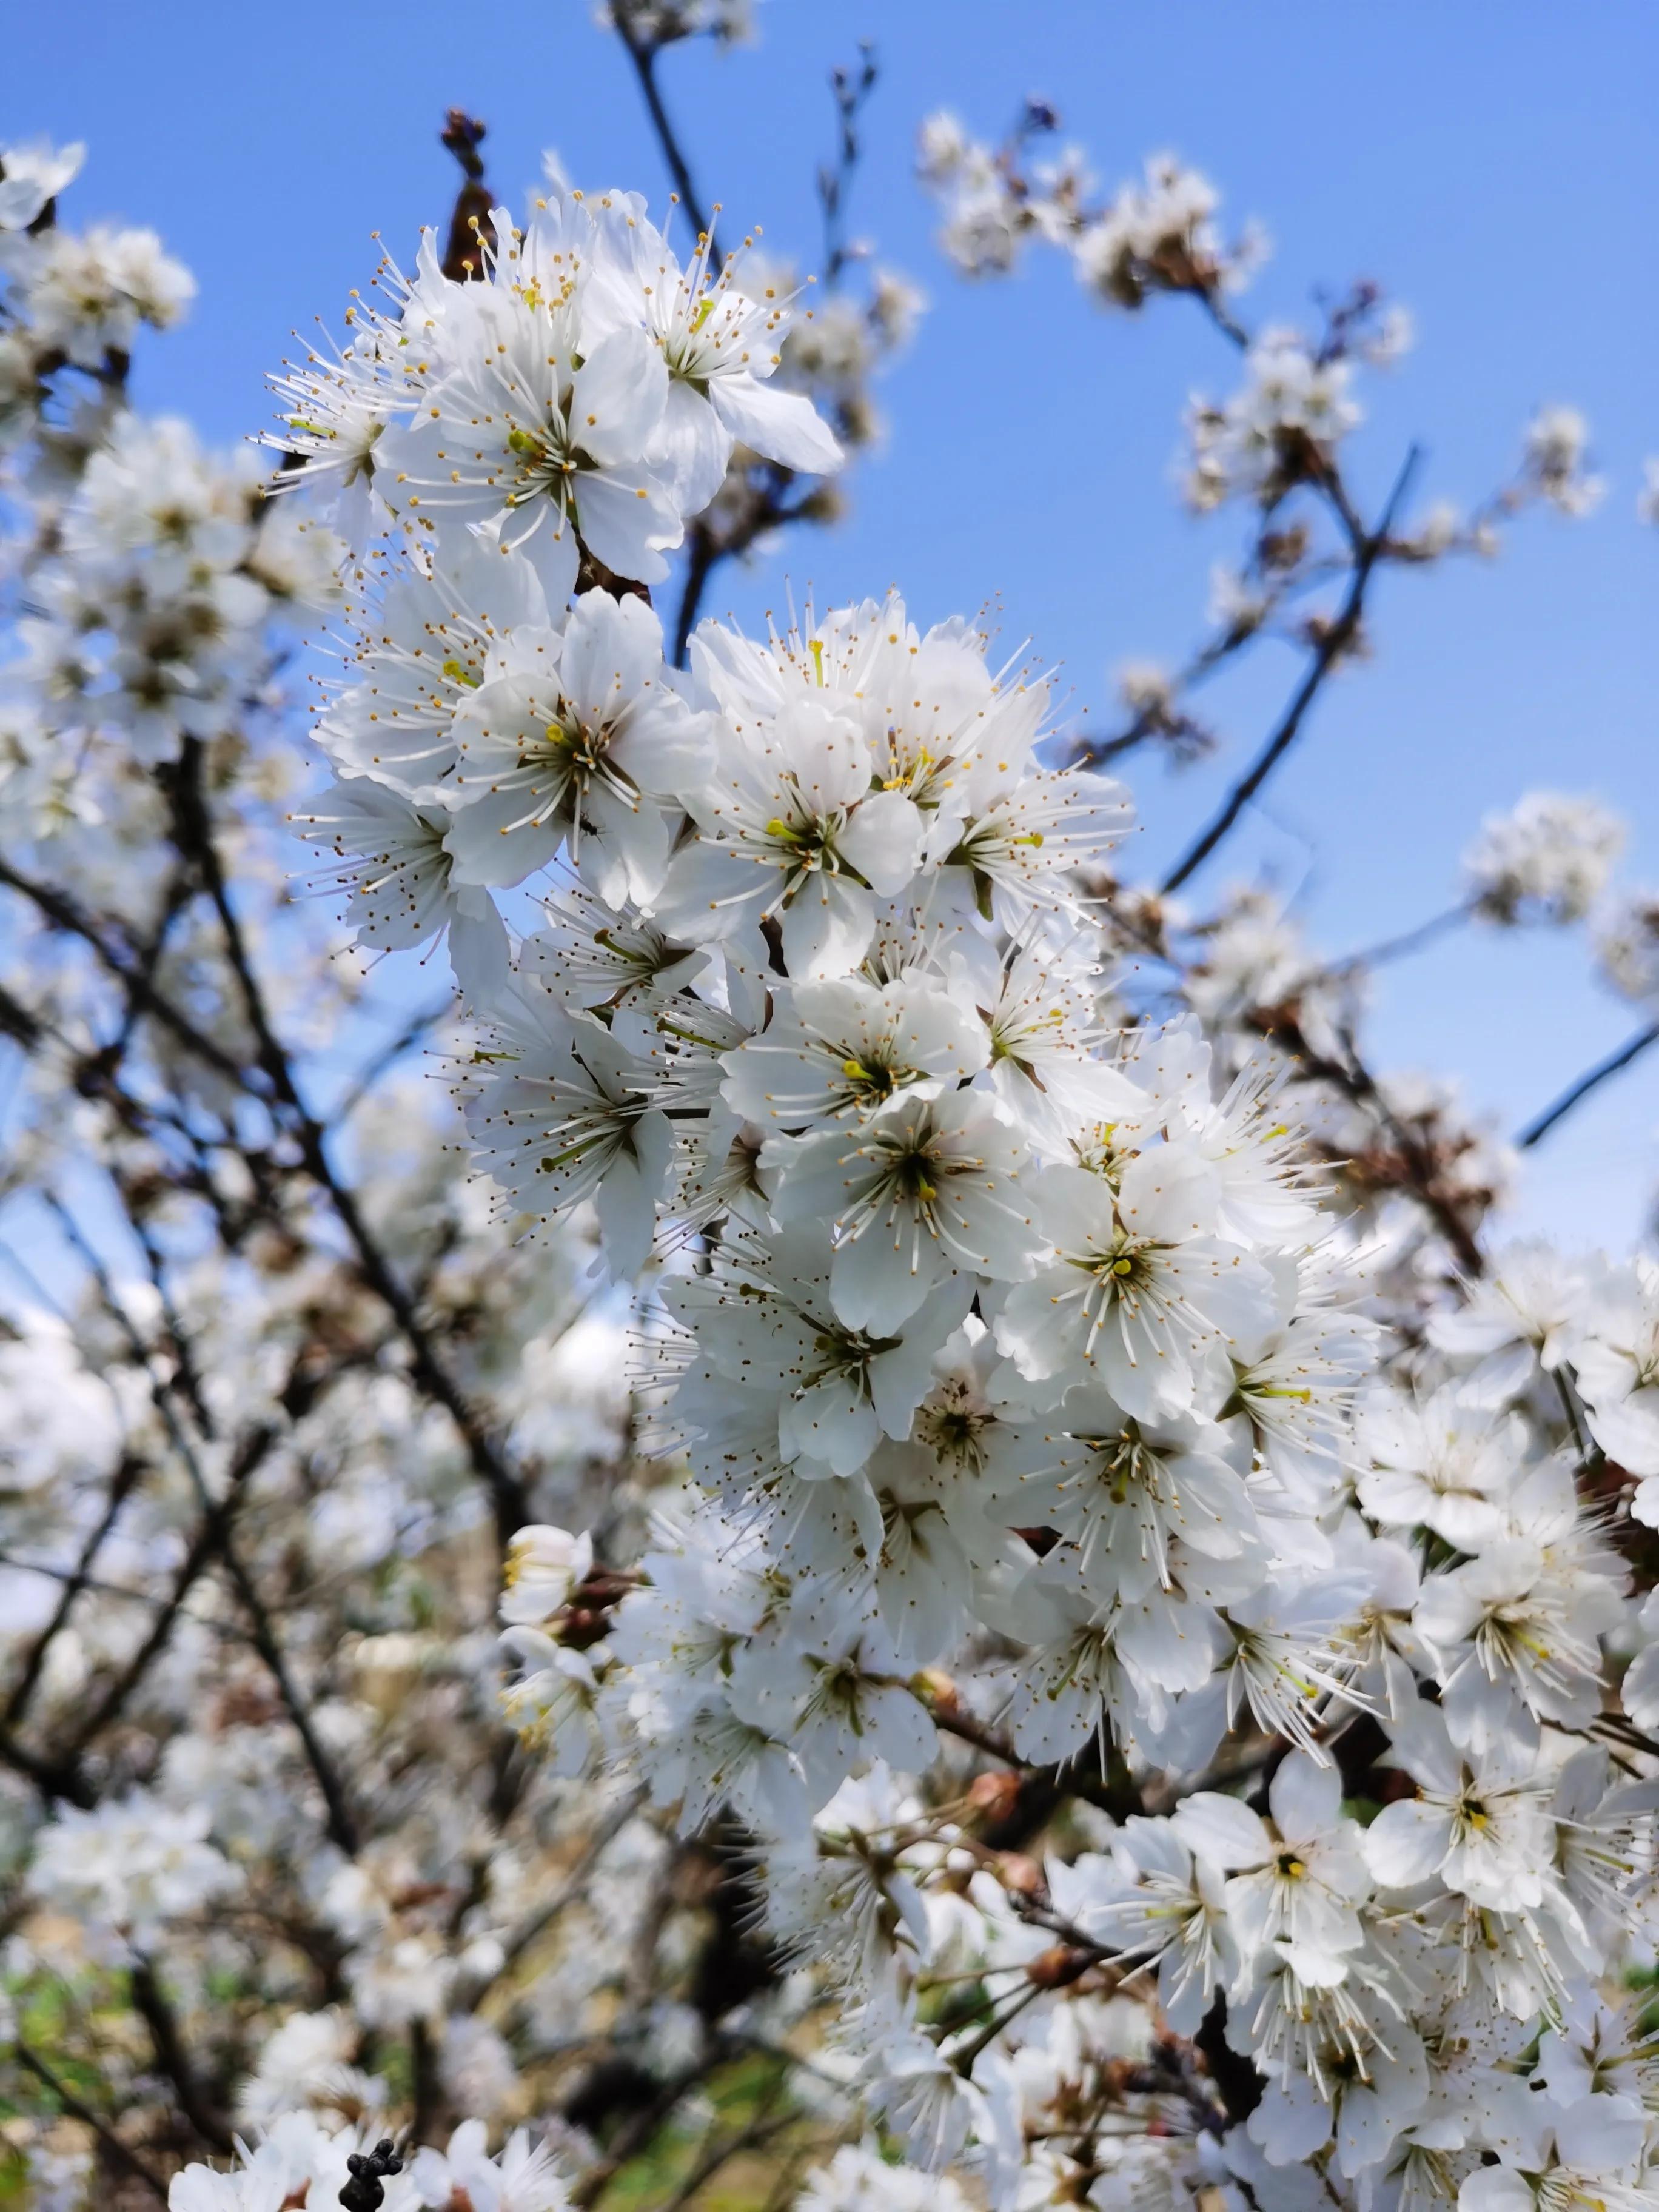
1518;1019;1659;1149
13;2039;170;2201
4;1452;146;1725
819;45;879;288
1162;445;1423;894
130;1957;234;2153
0;853;260;1093
43;1193;361;1854
659;2101;796;2212
1325;900;1471;977
1247;1006;1487;1273
611;16;712;243
173;741;528;1540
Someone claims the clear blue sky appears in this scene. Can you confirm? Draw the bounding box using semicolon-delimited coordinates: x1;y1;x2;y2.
8;1;1658;1246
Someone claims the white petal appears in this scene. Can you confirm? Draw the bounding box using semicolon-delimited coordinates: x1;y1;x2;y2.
570;327;668;465
709;373;843;477
1363;1798;1449;1889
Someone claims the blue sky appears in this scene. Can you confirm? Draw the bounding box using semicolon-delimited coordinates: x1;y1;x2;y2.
8;0;1658;1245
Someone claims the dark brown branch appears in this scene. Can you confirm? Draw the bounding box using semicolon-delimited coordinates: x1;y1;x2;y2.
1162;445;1422;895
1195;1995;1262;2125
63;1425;275;1759
439;111;495;281
1325;900;1470;977
4;1452;146;1726
611;19;712;244
0;853;260;1093
672;515;722;667
173;741;528;1540
13;2040;170;2200
0;1714;95;1806
130;1958;234;2153
410;2016;441;2145
43;1193;361;1854
1518;1019;1659;1149
1248;1007;1486;1274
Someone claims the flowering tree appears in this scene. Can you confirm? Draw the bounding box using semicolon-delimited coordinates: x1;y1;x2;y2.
4;12;1659;2212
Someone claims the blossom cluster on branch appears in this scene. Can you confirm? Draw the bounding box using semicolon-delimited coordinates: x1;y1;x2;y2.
3;30;1659;2212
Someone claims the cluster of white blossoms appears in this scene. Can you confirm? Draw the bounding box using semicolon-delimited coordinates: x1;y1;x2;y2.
281;186;845;996
0;138;193;407
27;1792;241;1963
14;408;341;791
268;186;838;570
916;114;1262;312
1598;892;1659;1013
1522;406;1605;520
1183;327;1365;513
10;88;1659;2212
1461;791;1626;927
0;137;341;882
0;133;645;2205
233;151;1659;2212
166;2114;570;2212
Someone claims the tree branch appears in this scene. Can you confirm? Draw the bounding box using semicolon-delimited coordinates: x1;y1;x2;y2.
172;741;528;1541
1517;1019;1659;1149
4;1451;146;1726
1161;445;1422;895
612;19;712;244
42;1193;361;1855
1247;1006;1486;1273
130;1957;234;2153
13;2039;170;2201
1324;900;1471;977
0;853;261;1093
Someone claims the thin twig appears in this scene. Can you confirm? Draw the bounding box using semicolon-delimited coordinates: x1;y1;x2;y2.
0;853;260;1093
1162;444;1423;895
612;18;712;243
659;2102;796;2212
1518;1019;1659;1149
43;1193;361;1855
486;1783;649;1988
1325;900;1471;977
1245;1007;1486;1273
13;2039;170;2201
327;996;454;1128
569;2045;736;2208
174;741;528;1538
819;45;879;288
4;1452;146;1725
130;1957;234;2152
62;1425;276;1760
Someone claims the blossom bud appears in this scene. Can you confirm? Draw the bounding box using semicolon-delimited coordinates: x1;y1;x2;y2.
500;1524;595;1626
1024;1944;1093;1989
965;1771;1022;1823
